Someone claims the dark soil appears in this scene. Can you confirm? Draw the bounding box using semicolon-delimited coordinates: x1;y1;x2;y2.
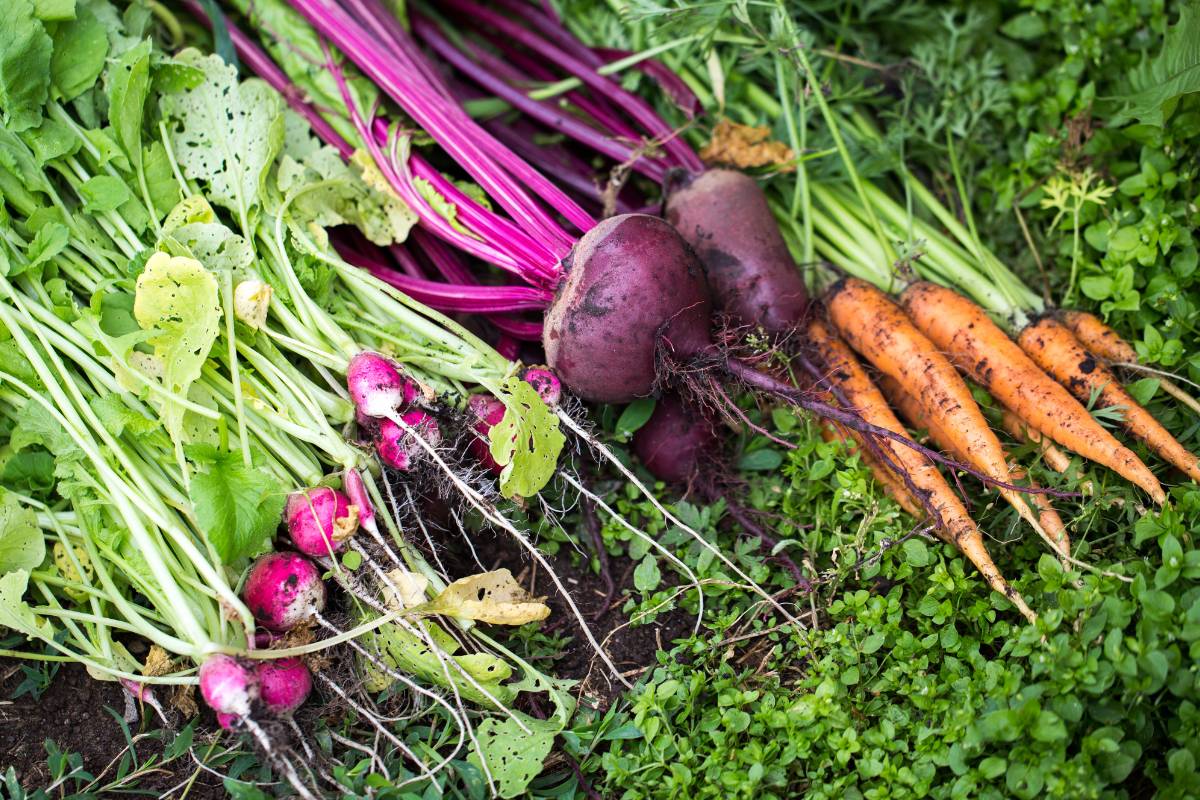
458;527;694;708
0;660;226;797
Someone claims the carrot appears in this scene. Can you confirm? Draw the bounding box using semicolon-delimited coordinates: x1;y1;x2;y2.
1000;410;1072;475
877;375;1071;562
899;281;1165;503
826;278;1054;546
1019;317;1200;488
1060;309;1200;418
807;316;1036;622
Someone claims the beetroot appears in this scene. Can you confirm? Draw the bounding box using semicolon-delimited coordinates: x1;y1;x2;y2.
242;552;327;632
633;393;719;484
285;487;358;556
543;214;712;403
665;169;808;333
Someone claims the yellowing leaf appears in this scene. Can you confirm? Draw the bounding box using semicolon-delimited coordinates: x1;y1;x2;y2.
416;569;550;625
380;568;429;611
133;251;221;446
699;120;795;171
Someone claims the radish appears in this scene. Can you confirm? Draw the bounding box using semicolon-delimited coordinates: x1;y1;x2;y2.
199;654;260;717
242;552;327;632
347;351;418;419
376;410;441;470
522;367;562;406
342;467;377;534
255;658;313;715
467;393;507;474
285;487;359;556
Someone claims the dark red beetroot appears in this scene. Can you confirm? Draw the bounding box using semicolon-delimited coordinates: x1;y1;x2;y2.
665;169;808;334
543;214;712;403
633;393;719;484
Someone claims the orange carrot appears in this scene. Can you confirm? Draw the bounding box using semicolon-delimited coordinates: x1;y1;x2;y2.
1019;317;1200;487
878;375;1071;561
1000;410;1072;474
808;316;1035;621
1060;309;1200;418
827;278;1055;546
899;281;1164;503
1058;310;1138;363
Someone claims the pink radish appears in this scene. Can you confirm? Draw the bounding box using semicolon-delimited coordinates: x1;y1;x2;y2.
376;410;441;470
347;352;418;418
285;487;359;556
467;393;507;474
342;468;377;533
255;658;313;715
242;552;327;632
199;654;259;717
522;367;562;406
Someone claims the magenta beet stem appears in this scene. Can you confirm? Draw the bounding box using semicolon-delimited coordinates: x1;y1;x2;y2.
288;0;593;245
357;261;554;313
438;0;703;173
591;47;703;119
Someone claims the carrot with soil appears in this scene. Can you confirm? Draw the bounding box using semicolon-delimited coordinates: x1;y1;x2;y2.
1018;318;1200;486
899;280;1165;502
805;317;1036;620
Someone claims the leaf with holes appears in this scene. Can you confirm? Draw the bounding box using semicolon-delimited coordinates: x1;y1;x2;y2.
160;49;283;228
0;492;44;575
415;569;549;625
468;712;558;798
488;377;565;499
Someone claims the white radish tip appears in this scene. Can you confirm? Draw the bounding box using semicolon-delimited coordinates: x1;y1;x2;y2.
347;351;417;418
199;654;259;717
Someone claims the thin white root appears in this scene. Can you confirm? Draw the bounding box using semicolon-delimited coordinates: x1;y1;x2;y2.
388;413;631;689
315;672;436;786
561;472;704;637
557;408;804;629
242;718;319;800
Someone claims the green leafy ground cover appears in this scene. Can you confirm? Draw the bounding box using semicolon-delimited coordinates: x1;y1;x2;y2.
6;0;1200;798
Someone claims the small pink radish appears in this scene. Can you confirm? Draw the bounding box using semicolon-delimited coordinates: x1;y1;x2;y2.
242;552;326;632
343;468;377;533
376;410;441;470
255;658;312;715
199;655;259;717
347;352;418;419
216;711;240;730
468;393;507;474
285;487;359;556
522;367;562;406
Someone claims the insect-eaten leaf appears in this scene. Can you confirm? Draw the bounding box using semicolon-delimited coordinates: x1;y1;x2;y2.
414;569;550;625
468;712;559;799
488;377;565;499
0;491;44;575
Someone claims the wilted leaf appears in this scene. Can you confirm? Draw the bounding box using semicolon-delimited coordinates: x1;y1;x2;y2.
699;120;795;171
416;569;550;625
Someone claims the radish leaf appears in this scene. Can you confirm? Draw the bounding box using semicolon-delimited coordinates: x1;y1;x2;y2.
161;49;284;229
186;444;287;563
0;492;44;574
0;0;52;133
133;251;221;447
489;377;565;499
468;713;558;798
